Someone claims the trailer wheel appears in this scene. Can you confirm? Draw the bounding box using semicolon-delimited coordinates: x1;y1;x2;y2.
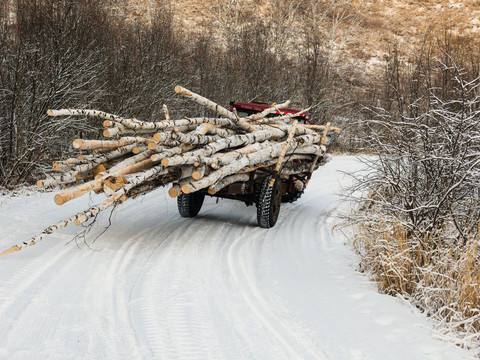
178;192;205;218
257;175;281;228
281;178;306;203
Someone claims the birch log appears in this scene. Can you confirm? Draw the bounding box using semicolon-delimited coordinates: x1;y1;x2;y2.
174;86;254;132
38;144;137;188
244;100;291;122
174;86;237;121
207;174;250;194
269;120;298;186
72;137;145;150
2;162;165;254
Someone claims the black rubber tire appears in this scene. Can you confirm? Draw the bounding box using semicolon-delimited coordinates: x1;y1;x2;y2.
177;192;205;218
281;178;306;203
257;175;282;228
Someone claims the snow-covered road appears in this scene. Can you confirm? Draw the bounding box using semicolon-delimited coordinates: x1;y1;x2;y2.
0;156;473;359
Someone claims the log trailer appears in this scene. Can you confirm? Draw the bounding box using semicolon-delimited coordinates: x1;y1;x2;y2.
177;101;327;229
1;87;340;256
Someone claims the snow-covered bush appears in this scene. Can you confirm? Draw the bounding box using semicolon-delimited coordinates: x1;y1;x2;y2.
348;37;480;352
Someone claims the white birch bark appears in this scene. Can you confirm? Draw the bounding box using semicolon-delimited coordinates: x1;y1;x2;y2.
38;144;137;188
171;132;222;145
207;173;250;194
174;86;254;131
182;146;283;193
244;100;291;122
48;108;236;132
174;86;237;121
161;128;289;167
72;137;138;150
2;163;167;255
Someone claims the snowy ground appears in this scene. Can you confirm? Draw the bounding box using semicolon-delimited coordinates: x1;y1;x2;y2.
0;156;474;360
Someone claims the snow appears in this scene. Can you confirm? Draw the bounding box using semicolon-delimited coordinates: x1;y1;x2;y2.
0;156;474;359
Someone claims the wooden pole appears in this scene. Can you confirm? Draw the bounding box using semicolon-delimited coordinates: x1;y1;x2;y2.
163;104;170;121
269;120;298;186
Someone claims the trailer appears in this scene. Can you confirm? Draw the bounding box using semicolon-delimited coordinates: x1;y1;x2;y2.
1;87;339;256
177;101;326;228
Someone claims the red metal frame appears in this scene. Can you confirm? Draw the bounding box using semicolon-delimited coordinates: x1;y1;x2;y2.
230;101;312;124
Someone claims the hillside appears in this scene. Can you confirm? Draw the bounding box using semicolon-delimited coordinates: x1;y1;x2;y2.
117;0;480;79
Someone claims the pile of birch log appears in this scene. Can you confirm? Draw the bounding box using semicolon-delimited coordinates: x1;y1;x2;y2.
0;86;339;256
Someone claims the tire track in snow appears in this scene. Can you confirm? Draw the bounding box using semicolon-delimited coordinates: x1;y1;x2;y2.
0;240;92;359
226;224;329;360
0;238;76;332
129;213;225;359
1;157;471;360
83;233;145;359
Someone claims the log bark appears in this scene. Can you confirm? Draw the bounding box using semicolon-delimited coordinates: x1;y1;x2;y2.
320;122;331;145
161;128;290;167
163;104;170;121
103;124;130;137
72;137;151;151
269;120;298;186
171;132;222;145
182;135;324;194
49;108;234;132
37;144;137;188
54;178;103;205
182;146;282;193
207;173;250;194
74;164;168;225
193;122;214;135
174;86;237;121
244;100;291;122
303;124;341;132
174;86;254;132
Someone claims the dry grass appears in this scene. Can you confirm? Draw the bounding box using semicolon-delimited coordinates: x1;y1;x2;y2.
352;212;480;351
115;0;480;80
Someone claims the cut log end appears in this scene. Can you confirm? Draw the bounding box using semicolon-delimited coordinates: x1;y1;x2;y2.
153;133;163;142
147;142;156;150
72;139;83;149
46;109;54;116
132;147;141;154
103;129;111;137
103;120;112;128
168;187;179;198
208;187;216;195
36;180;44;188
192;171;203;181
161;158;169;166
180;184;191;194
93;164;107;177
0;245;21;256
174;85;181;93
54;194;65;205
